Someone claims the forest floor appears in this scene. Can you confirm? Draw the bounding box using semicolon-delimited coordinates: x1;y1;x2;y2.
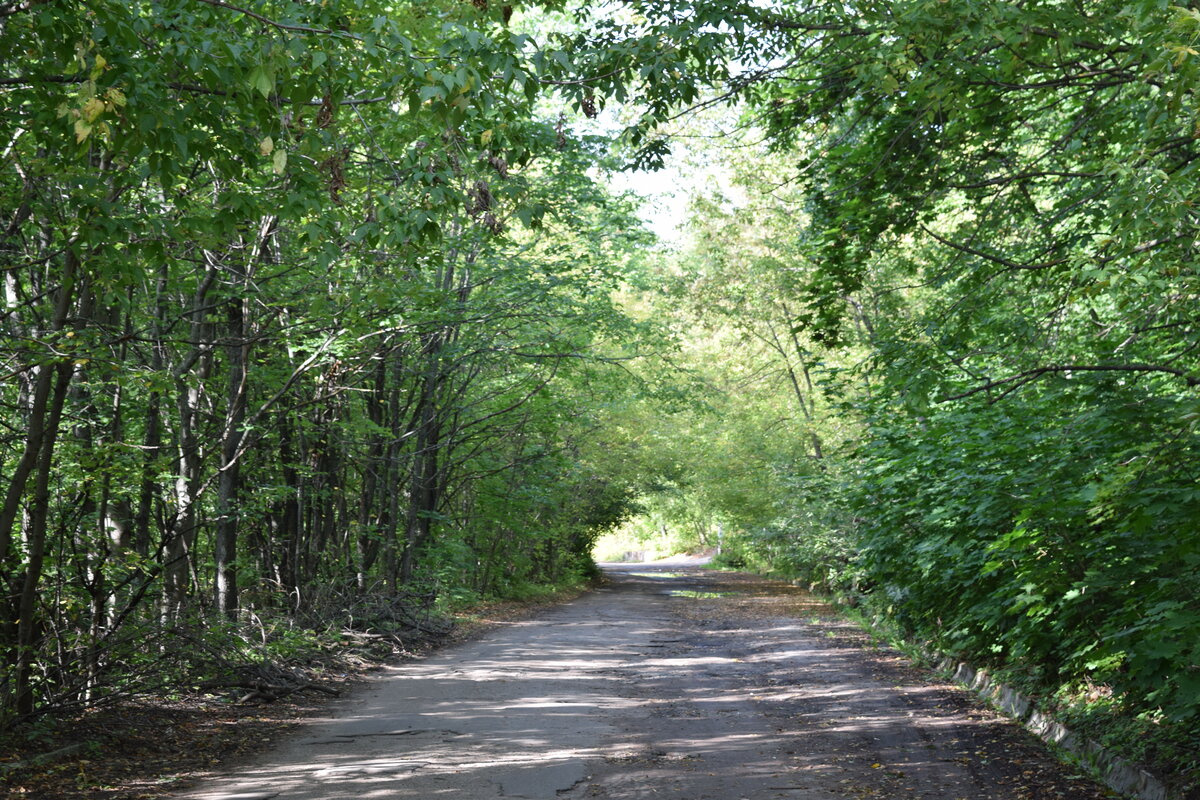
124;561;1117;800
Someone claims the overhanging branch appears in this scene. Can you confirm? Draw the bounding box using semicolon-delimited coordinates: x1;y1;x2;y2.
941;363;1200;403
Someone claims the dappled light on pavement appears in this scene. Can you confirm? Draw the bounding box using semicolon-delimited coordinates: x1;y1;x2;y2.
176;564;1110;800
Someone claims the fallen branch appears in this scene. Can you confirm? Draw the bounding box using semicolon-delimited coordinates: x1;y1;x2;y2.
198;679;340;704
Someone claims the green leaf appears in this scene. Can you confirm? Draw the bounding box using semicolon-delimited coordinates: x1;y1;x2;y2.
247;64;273;98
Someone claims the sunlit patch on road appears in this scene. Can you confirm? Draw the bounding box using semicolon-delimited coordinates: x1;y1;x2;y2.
176;569;1112;800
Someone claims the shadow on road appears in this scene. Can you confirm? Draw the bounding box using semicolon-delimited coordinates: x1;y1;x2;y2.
176;563;1111;800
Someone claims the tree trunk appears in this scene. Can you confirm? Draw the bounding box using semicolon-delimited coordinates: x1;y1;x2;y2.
135;265;169;558
275;408;301;603
162;265;218;625
12;359;74;717
399;353;442;586
214;285;248;618
0;248;82;719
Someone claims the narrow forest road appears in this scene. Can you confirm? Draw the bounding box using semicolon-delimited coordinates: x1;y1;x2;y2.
176;563;1111;800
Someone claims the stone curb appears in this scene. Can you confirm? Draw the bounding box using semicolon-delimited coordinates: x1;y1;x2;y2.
838;598;1179;800
936;657;1174;800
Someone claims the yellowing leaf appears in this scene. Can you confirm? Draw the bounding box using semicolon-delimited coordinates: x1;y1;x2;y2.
259;136;274;156
272;149;287;175
104;87;126;107
74;118;93;143
81;97;106;122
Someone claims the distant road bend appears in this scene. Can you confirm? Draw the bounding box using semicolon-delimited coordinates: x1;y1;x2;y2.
177;561;1110;800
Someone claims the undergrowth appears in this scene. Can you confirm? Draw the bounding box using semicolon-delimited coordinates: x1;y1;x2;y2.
844;594;1200;798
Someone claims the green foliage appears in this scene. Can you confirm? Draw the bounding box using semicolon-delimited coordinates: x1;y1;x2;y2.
0;0;671;725
584;0;1200;739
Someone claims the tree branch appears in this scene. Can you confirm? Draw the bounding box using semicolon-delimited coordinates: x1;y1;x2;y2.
941;364;1200;402
920;224;1068;272
192;0;342;36
948;170;1099;190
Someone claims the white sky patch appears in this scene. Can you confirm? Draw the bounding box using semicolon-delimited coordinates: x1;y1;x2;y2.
606;147;739;246
608;164;688;245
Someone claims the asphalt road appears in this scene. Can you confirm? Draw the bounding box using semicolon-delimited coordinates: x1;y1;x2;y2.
175;562;1110;800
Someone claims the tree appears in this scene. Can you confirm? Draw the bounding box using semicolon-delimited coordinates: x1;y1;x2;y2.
0;0;668;724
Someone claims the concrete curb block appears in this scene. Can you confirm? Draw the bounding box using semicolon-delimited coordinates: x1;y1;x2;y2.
936;657;1173;800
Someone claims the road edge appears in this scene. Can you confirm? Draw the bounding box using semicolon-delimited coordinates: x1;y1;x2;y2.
934;657;1174;800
